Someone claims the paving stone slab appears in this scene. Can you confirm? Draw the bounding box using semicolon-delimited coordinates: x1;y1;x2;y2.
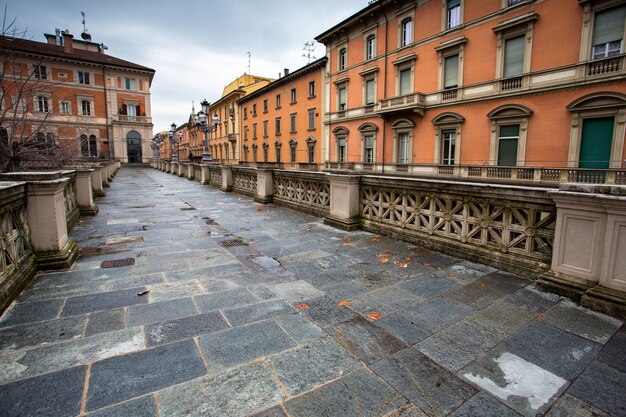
568;361;626;416
467;302;535;338
416;319;501;372
384;405;429;417
400;297;474;333
353;270;406;290
545;394;610;417
199;277;242;293
0;315;85;351
540;300;622;344
0;365;86;417
270;280;325;302
461;349;568;417
62;287;148;317
147;280;205;302
222;299;296;326
85;308;126;337
87;395;157;417
372;313;431;345
157;361;284;417
448;392;523;417
103;273;166;292
268;337;362;395
274;314;325;343
284;368;406;417
349;286;424;317
371;348;476;417
0;328;144;385
246;285;279;300
443;272;528;309
86;339;206;411
296;296;357;328
0;298;65;327
194;288;258;312
329;316;407;364
597;331;626;373
249;406;289;417
503;321;602;380
398;275;461;299
502;286;561;313
145;311;229;346
126;297;197;326
322;280;369;301
198;320;296;372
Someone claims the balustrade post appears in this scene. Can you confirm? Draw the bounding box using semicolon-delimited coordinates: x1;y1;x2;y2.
200;165;210;185
74;168;98;215
101;164;110;188
255;169;273;204
221;166;233;192
187;163;194;180
91;166;106;197
324;174;361;231
177;162;185;177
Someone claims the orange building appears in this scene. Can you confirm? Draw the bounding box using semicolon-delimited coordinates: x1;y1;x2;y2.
315;0;626;172
0;30;154;167
238;58;327;167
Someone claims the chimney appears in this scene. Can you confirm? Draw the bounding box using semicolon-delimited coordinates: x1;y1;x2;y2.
62;32;74;54
284;68;290;76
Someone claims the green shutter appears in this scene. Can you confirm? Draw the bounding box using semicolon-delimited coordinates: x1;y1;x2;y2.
498;125;519;166
444;55;459;88
504;36;524;77
400;69;411;95
448;0;460;7
580;117;614;169
593;6;626;45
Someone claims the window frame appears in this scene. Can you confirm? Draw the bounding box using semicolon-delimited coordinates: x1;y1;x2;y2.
444;0;463;31
308;108;316;130
493;13;536;81
400;18;413;48
359;123;378;164
432;112;464;165
306;137;316;163
289;139;297;163
276;94;281;108
60;101;71;115
263;120;268;138
308;81;315;98
124;77;136;90
33;64;47;80
36;95;49;113
487;104;533;167
366;34;376;61
391;119;414;164
290;113;297;133
338;47;347;71
290;88;297;104
435;37;467;95
275;117;281;136
77;70;90;85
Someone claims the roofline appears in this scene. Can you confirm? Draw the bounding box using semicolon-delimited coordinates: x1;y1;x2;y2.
237;57;328;104
315;0;385;43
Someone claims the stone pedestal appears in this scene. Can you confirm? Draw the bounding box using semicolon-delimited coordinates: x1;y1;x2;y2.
101;164;110;188
221;166;233;192
165;162;171;173
200;165;210;185
74;169;98;215
91;167;105;197
177;163;185;177
324;174;361;231
255;169;273;204
187;164;194;180
539;184;626;319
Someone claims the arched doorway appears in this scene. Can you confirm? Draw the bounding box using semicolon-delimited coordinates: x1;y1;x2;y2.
127;131;142;163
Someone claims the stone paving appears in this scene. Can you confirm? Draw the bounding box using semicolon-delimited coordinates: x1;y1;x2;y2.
0;166;625;417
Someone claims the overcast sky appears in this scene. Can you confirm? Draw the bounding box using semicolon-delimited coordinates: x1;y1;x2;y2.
5;0;366;133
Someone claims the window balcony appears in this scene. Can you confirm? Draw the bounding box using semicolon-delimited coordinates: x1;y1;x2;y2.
586;55;624;77
227;133;238;142
113;115;152;124
377;92;425;116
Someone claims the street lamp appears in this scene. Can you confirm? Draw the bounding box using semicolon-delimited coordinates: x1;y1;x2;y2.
168;122;180;162
150;134;163;161
195;99;220;165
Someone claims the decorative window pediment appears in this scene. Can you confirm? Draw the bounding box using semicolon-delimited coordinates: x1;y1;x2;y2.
434;36;468;52
567;92;626;112
306;136;317;144
391;118;415;129
358;123;379;133
332;126;349;135
487;104;533;120
432;112;465;125
492;12;539;33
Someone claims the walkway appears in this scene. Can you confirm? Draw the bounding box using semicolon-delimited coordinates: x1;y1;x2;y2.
0;166;624;417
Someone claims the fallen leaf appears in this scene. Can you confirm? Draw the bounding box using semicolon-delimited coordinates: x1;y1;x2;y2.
343;237;351;243
393;261;401;265
337;300;352;307
422;263;432;267
342;243;352;247
427;273;435;278
479;283;488;289
256;206;263;212
379;256;389;263
403;257;411;262
447;273;456;277
367;312;382;321
536;312;545;317
399;263;408;269
295;303;309;310
371;237;382;242
383;249;391;254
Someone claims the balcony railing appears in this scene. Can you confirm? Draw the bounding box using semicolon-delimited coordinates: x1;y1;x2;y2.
228;133;237;142
441;88;458;101
377;93;425;115
500;76;524;91
113;115;152;123
587;56;622;77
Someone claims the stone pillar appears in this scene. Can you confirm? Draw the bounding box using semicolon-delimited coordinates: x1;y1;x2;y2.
539;184;626;319
171;162;178;175
177;163;185;177
221;166;233;192
200;165;210;185
91;166;105;197
74;169;98;215
101;164;110;188
165;161;171;173
255;169;273;204
324;174;361;231
187;164;194;180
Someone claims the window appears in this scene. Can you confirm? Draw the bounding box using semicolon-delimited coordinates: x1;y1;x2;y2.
338;137;347;162
364;135;374;163
78;71;90;85
365;78;376;105
444;55;459;89
441;130;456;165
80;134;97;158
401;19;412;47
275;117;281;135
263;99;268;113
124;77;136;90
126;104;137;120
81;100;91;116
263;142;269;162
37;96;49;112
447;0;461;29
399;68;412;96
366;35;376;60
508;0;523;5
308;81;315;98
497;125;519;166
252;104;257;116
308;109;316;130
339;48;347;71
276;94;281;108
252;144;258;161
591;5;626;59
307;138;316;163
243;145;249;161
290;113;297;132
338;86;347;111
33;65;47;80
60;101;71;115
252;123;257;139
244;126;249;140
244;107;248;119
263;120;268;137
290;140;297;163
504;36;524;77
275;142;282;163
290;88;297;103
397;133;410;164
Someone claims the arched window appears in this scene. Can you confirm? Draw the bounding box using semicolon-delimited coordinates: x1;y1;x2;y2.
262;142;269;162
275;141;282;163
89;135;97;157
333;127;349;163
487;105;533;167
306;137;316;164
289;139;297;163
80;134;89;157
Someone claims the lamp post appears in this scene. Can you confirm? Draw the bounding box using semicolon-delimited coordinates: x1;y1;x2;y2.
168;122;180;162
196;99;220;165
150;134;161;161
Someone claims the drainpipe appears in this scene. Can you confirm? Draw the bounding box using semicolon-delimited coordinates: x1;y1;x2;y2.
102;64;113;160
380;2;388;174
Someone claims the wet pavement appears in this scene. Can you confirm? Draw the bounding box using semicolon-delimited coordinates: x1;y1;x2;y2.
0;166;624;417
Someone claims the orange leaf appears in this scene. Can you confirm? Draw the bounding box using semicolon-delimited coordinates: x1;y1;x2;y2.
337;300;352;307
342;243;352;247
371;237;382;242
403;257;411;262
383;249;391;254
379;256;389;263
393;261;401;265
479;283;488;289
399;263;408;269
256;206;263;212
295;303;309;310
536;312;545;317
367;312;382;321
343;237;351;243
422;263;432;267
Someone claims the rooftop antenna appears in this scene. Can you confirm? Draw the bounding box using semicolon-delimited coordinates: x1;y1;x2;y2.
245;51;251;75
81;11;87;34
302;41;317;64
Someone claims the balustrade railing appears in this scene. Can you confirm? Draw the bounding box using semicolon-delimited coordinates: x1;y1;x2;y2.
232;167;258;196
273;171;330;216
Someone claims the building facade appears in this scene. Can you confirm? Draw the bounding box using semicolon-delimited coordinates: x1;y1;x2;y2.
0;30;155;167
238;59;327;167
315;0;626;172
